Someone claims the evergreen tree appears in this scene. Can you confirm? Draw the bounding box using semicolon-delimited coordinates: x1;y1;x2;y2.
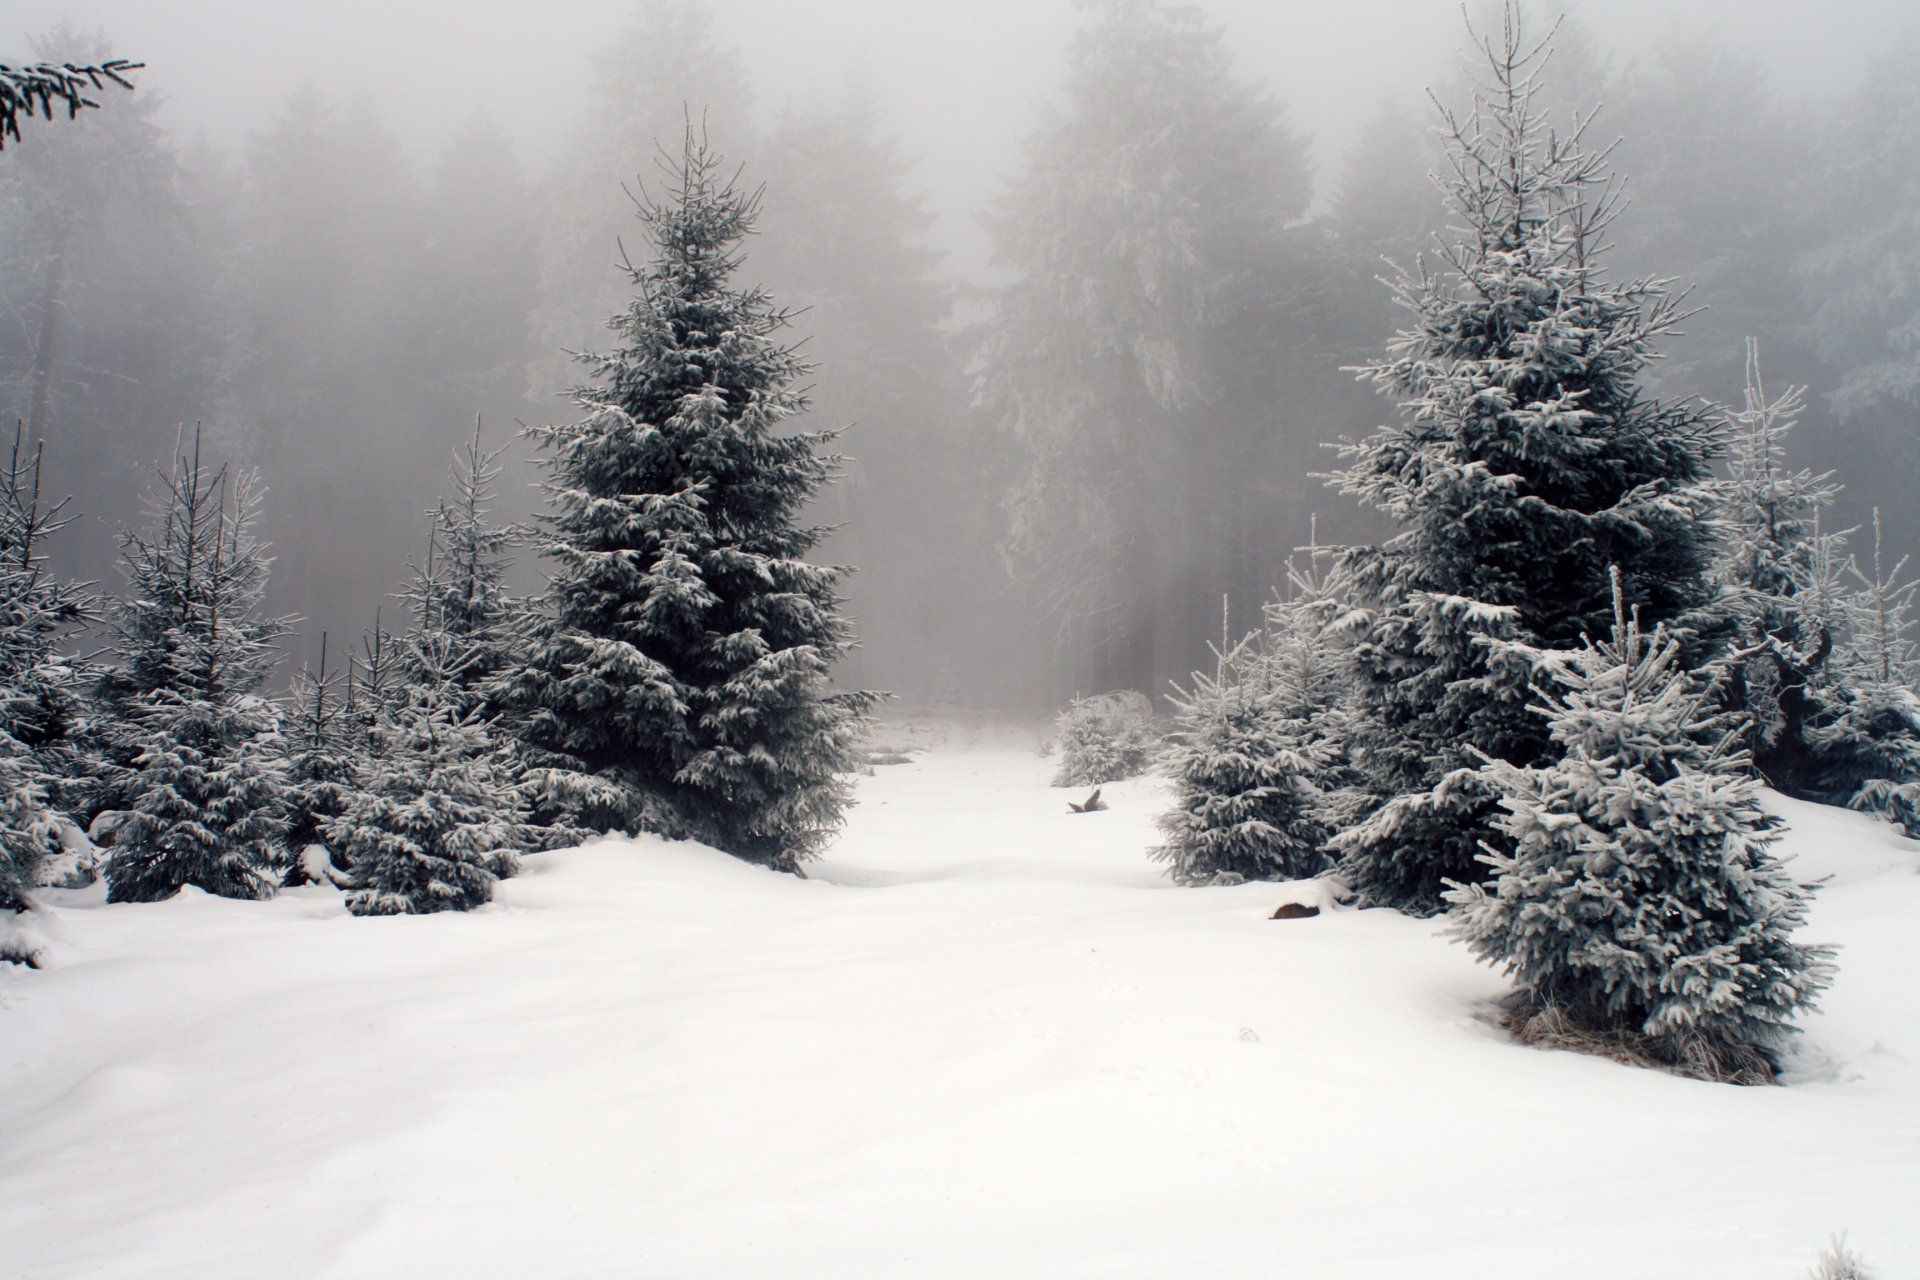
1804;37;1920;434
1448;572;1835;1082
0;429;91;916
1713;341;1852;795
1326;7;1721;914
217;88;431;649
279;635;354;887
507;130;874;872
978;0;1312;699
1153;613;1330;887
343;608;400;759
400;419;520;715
1819;510;1920;836
99;443;291;903
754;85;1016;704
1052;690;1158;789
1267;542;1372;838
333;631;523;916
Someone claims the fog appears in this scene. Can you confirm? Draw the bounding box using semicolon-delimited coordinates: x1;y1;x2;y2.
5;0;1917;708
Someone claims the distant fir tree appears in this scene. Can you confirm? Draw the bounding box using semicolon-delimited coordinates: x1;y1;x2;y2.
531;1;753;401
754;84;1011;704
978;0;1311;699
1819;510;1920;837
1153;606;1331;887
1805;36;1920;433
1326;7;1721;915
1712;341;1852;795
278;635;354;887
0;429;91;918
332;631;524;916
100;444;290;902
507;130;875;872
1449;572;1835;1083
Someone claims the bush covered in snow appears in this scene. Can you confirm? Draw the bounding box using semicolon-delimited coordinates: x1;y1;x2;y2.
1809;1235;1875;1280
1153;634;1330;886
1052;690;1158;788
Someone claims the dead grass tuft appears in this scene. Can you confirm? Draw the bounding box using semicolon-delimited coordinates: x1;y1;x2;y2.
1504;1000;1778;1086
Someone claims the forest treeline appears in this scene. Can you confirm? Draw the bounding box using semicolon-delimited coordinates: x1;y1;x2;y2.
3;3;1919;708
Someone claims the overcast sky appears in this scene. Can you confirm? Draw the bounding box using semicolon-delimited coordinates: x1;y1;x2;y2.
9;0;1914;279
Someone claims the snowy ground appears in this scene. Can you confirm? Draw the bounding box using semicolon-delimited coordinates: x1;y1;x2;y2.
4;715;1917;1279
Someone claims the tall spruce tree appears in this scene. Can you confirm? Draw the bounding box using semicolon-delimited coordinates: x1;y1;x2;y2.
100;445;291;902
1326;7;1721;914
507;130;874;872
1449;573;1834;1082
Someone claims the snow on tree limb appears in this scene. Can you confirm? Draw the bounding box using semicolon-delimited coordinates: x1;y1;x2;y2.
0;59;141;149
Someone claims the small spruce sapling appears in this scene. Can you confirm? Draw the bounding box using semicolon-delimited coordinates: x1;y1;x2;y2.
1822;510;1920;836
1052;690;1158;788
1153;601;1330;886
101;445;291;903
279;634;354;887
402;418;521;717
1712;340;1852;794
332;632;525;917
1448;570;1835;1082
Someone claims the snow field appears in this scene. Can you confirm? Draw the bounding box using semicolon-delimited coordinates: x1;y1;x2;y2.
3;719;1917;1278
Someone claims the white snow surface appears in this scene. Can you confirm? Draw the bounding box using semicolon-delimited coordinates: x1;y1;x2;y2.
4;717;1917;1279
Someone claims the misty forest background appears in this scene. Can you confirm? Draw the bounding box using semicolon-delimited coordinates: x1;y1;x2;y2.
5;0;1919;709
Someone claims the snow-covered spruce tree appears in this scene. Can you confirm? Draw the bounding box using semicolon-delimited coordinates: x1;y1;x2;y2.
1819;510;1920;836
1052;690;1157;789
1326;8;1721;915
505;130;875;872
1712;340;1853;796
401;418;521;716
98;444;290;903
0;430;91;924
1266;544;1373;840
1448;571;1835;1082
1153;615;1330;887
331;631;524;916
342;609;399;761
278;636;354;888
